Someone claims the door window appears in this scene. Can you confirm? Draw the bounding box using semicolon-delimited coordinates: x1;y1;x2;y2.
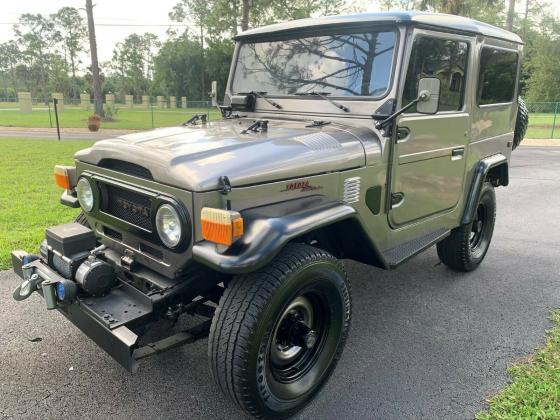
403;36;469;112
477;47;518;105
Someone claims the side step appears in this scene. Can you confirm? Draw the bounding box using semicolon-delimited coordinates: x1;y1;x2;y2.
383;228;450;268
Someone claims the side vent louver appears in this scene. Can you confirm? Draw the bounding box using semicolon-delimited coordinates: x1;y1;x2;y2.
343;177;361;204
293;133;341;151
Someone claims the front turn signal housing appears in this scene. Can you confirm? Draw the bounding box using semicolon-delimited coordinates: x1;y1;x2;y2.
54;165;77;190
201;207;244;246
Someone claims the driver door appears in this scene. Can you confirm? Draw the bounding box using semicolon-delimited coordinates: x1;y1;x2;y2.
389;32;472;228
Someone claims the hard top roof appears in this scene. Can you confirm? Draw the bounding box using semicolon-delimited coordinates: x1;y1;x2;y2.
235;11;522;44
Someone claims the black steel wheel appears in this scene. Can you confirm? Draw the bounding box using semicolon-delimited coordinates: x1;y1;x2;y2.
437;182;496;272
208;243;351;418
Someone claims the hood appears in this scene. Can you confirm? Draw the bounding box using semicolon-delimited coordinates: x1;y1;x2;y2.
75;119;379;191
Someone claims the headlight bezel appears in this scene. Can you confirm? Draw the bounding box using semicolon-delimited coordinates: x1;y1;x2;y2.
74;173;192;252
155;203;184;249
76;177;95;212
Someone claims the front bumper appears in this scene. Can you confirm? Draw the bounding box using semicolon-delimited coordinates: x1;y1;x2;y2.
12;250;149;372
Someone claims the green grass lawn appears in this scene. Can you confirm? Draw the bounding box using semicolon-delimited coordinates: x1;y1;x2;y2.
526;113;560;139
0;104;558;138
477;311;560;419
0;138;93;270
0;105;222;130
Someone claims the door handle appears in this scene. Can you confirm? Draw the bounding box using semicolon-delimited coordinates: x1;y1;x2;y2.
396;127;410;142
451;147;465;160
391;192;405;208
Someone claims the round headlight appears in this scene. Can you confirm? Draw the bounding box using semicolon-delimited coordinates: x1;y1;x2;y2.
156;204;182;248
76;178;94;212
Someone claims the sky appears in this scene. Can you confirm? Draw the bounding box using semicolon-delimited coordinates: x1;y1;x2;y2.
0;0;181;62
0;0;558;64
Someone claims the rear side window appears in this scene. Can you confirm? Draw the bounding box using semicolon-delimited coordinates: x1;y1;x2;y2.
477;48;518;105
403;36;469;112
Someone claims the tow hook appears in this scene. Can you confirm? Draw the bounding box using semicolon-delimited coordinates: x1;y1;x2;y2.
12;260;78;309
12;272;42;301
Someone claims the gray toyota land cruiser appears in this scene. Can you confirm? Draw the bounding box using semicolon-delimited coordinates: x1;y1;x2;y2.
11;12;528;418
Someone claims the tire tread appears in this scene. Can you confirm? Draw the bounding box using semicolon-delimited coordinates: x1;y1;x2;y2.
208;243;350;418
437;182;495;272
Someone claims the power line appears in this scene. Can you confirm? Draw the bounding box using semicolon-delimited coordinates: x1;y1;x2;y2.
0;22;192;27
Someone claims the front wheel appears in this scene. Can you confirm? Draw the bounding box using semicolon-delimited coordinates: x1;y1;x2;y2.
437;182;496;272
208;243;351;418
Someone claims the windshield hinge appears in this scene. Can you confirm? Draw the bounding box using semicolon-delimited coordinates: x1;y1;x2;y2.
182;114;207;126
241;119;268;134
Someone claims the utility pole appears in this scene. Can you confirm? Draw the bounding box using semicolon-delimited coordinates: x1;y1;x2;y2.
506;0;516;31
199;23;205;102
85;0;103;117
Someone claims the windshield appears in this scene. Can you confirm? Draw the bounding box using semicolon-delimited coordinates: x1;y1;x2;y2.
232;29;397;98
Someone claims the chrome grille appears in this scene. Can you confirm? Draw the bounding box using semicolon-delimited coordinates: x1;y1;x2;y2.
103;184;152;231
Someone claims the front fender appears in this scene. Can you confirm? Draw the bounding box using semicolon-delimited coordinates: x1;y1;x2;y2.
192;196;356;274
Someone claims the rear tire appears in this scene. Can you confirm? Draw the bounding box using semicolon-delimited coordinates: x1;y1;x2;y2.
513;97;528;150
437;182;496;272
208;243;351;418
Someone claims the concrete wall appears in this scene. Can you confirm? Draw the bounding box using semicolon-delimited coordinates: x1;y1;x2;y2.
105;94;115;108
181;96;187;109
125;95;133;109
80;93;90;110
157;96;165;108
170;96;176;108
18;92;32;113
142;95;150;109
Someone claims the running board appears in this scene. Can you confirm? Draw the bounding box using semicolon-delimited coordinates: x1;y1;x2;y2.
383;228;450;268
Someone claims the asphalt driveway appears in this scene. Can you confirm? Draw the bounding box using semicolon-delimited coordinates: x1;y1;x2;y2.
1;146;559;419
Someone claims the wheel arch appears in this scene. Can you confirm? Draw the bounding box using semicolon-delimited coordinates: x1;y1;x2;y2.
462;154;506;225
192;196;387;274
487;161;509;187
291;217;387;269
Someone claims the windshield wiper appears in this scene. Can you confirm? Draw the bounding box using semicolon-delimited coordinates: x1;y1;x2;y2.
295;91;350;113
238;91;282;109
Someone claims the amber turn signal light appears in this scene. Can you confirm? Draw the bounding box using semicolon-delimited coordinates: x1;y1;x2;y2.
54;165;77;190
201;207;244;246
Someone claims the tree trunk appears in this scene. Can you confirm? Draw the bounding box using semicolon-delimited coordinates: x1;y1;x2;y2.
86;0;104;117
70;55;77;100
523;0;530;38
10;65;17;98
506;0;516;31
200;24;205;102
360;34;377;96
241;0;252;32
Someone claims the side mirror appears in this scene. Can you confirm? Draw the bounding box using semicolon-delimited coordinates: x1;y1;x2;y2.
416;77;440;114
